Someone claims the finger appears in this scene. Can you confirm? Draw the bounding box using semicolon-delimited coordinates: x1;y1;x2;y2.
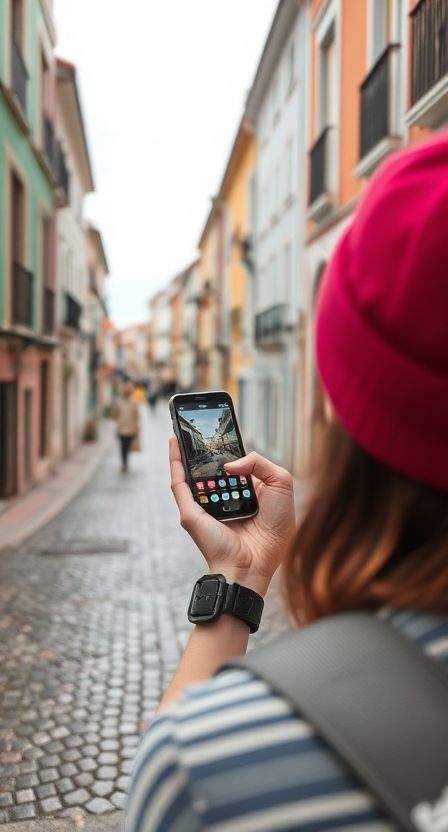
225;451;293;488
169;436;185;485
168;438;202;522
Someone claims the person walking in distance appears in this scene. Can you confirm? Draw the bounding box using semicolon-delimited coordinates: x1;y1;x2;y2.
113;382;139;473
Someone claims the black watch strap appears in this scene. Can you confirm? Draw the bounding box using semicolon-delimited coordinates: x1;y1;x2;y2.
221;581;264;634
188;574;264;634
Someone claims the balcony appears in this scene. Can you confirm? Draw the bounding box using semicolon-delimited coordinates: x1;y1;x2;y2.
254;304;288;349
307;127;335;222
54;141;70;203
11;40;27;115
407;0;448;129
64;292;82;331
42;287;55;335
12;263;33;328
43;113;55;168
356;44;402;178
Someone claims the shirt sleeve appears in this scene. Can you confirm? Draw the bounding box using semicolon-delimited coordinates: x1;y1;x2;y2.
125;713;201;832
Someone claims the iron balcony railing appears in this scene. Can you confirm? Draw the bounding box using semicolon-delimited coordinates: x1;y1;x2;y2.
360;44;401;160
64;292;82;330
55;141;70;200
309;127;332;206
255;304;287;345
12;262;33;328
411;0;448;105
11;39;27;114
43;113;54;167
43;287;55;335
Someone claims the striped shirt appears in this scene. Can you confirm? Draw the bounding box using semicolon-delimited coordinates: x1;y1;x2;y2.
126;610;448;831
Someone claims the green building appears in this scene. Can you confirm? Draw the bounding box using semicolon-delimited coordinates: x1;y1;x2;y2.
0;0;66;498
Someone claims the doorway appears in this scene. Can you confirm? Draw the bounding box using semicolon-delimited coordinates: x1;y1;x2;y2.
0;382;18;498
23;389;32;488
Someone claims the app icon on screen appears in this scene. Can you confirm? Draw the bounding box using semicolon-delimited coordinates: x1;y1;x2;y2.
218;479;227;488
242;489;251;498
240;476;248;486
231;491;240;500
211;494;220;503
229;477;238;487
196;482;205;491
207;481;216;490
199;495;209;504
222;492;230;501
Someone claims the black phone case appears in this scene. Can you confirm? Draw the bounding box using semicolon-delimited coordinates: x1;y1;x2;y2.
169;391;258;523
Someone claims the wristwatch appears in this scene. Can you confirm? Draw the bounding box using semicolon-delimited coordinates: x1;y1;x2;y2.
188;574;264;634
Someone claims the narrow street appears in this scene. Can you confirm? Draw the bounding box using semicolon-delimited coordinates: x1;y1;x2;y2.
0;405;287;829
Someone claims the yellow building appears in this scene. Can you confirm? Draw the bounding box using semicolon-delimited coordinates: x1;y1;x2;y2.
219;118;256;425
197;199;225;392
197;118;256;438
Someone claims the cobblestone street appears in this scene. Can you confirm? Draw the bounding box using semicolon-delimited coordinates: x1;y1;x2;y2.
0;406;287;829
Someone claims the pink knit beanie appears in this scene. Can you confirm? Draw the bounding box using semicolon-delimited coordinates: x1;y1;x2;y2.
315;132;448;490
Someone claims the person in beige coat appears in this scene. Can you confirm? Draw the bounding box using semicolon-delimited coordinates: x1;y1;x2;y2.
113;382;140;472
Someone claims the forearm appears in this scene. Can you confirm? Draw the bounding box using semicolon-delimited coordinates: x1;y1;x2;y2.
159;615;249;711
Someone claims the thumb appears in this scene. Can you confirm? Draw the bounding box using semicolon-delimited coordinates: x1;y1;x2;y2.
225;452;293;489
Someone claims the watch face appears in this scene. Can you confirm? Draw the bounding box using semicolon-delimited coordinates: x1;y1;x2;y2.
188;575;226;623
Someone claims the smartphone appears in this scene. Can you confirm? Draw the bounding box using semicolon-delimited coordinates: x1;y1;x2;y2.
169;390;259;522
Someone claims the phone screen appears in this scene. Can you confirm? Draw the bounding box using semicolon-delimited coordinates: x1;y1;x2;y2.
170;392;258;521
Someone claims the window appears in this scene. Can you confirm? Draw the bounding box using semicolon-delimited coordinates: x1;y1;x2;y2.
248;172;257;236
11;171;25;266
11;0;24;48
39;361;49;458
320;25;337;129
287;40;295;90
285;139;293;198
41;215;51;287
371;0;396;64
271;255;278;305
283;243;292;304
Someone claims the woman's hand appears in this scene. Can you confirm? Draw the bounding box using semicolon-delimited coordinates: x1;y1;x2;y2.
169;437;296;597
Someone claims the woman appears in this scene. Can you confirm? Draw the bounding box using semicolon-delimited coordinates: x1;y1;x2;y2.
114;382;140;472
126;135;448;830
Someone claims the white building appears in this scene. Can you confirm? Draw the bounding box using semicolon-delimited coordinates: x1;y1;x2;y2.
245;0;309;473
150;288;172;388
177;261;200;392
52;58;94;460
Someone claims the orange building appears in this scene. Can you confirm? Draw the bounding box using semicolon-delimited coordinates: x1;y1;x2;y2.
303;0;445;469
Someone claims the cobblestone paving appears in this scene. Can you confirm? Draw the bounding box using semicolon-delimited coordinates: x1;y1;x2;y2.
0;406;288;825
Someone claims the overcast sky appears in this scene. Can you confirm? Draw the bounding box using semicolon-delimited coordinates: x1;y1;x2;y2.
54;0;278;328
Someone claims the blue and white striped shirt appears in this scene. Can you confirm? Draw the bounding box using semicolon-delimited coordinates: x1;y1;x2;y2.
126;610;448;831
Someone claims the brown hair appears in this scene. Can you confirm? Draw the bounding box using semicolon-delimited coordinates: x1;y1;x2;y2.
284;421;448;625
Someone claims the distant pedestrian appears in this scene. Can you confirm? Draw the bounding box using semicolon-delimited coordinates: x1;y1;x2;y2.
146;379;160;411
113;382;140;473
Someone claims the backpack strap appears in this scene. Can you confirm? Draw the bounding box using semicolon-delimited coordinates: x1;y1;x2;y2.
221;612;448;832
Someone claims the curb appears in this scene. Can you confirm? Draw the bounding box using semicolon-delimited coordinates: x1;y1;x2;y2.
0;812;123;831
0;422;115;552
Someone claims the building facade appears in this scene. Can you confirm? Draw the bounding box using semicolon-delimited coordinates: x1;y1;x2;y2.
302;0;443;470
85;224;110;415
0;0;58;499
214;119;256;444
245;0;309;473
52;58;94;461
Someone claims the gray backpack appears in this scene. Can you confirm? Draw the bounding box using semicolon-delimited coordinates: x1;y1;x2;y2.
223;613;448;832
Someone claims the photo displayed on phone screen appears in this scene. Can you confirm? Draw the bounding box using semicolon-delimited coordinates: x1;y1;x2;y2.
171;393;258;521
